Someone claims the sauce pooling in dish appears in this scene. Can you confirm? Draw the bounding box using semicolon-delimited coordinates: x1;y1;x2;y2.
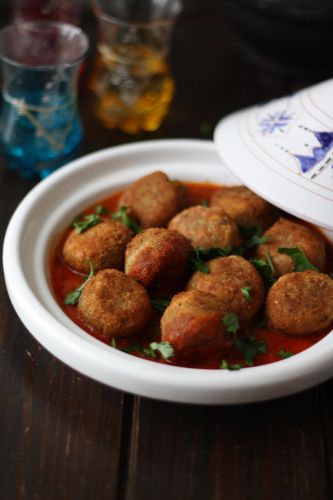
49;174;333;370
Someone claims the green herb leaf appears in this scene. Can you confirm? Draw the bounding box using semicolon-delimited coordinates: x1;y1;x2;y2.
112;206;142;234
150;341;174;360
64;287;82;306
188;247;234;273
200;199;209;207
188;248;209;273
234;335;267;366
142;348;156;357
150;298;171;312
122;343;142;354
73;214;101;234
240;225;268;248
248;234;268;248
64;260;94;305
111;337;117;348
232;246;246;257
265;252;275;274
241;286;252;302
205;247;234;259
220;359;243;370
122;340;174;360
122;343;156;358
278;349;294;359
222;313;240;335
250;257;276;287
278;246;318;272
95;204;110;215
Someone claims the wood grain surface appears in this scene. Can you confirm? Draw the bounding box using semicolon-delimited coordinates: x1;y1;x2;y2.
1;2;333;499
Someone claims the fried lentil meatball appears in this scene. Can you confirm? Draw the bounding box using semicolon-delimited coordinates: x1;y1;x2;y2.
161;290;229;358
125;228;192;288
63;220;133;274
117;171;183;228
78;269;151;338
256;217;326;277
266;270;333;336
187;255;265;325
210;186;279;230
168;206;241;250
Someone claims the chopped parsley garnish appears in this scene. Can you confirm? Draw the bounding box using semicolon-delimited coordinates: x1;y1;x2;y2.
122;343;156;358
265;252;275;274
203;247;234;259
223;313;266;366
73;214;101;234
220;360;243;370
64;260;94;305
222;313;240;335
278;349;294;359
250;255;276;287
234;335;267;366
240;225;268;248
150;298;171;312
278;246;318;272
188;248;209;273
241;286;252;302
111;337;117;348
200;199;209;207
122;341;174;360
188;246;234;273
112;206;142;234
150;341;174;360
95;204;110;215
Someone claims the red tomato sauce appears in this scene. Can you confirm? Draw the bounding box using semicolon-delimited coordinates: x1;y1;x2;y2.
49;182;333;370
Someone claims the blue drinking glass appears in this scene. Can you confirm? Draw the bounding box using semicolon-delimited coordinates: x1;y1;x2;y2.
0;21;89;178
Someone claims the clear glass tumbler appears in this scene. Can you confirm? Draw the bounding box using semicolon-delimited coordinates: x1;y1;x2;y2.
89;0;182;134
0;21;88;178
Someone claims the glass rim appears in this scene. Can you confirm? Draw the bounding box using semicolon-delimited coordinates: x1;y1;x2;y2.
0;21;89;71
92;0;182;29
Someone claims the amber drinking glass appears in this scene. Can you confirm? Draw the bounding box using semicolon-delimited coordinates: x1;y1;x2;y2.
89;0;182;134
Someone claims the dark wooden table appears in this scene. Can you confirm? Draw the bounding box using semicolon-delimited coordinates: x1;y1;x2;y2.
1;2;333;499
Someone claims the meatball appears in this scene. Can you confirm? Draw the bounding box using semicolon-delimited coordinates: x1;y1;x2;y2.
187;255;265;325
62;220;133;274
266;270;333;336
210;185;279;230
63;220;133;274
168;205;241;250
125;228;192;288
117;171;183;228
78;269;152;338
256;217;326;277
161;290;229;358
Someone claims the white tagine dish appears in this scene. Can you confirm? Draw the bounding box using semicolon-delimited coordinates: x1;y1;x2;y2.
4;77;333;404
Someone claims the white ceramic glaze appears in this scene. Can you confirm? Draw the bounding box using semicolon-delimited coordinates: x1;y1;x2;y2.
214;78;333;231
3;139;333;404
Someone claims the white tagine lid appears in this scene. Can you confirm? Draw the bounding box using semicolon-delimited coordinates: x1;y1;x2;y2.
214;78;333;231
